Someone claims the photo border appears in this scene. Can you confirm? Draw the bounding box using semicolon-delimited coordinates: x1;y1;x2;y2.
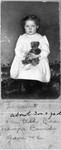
0;0;61;103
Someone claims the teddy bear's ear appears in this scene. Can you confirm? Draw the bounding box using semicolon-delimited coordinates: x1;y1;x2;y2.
31;42;34;47
37;41;40;46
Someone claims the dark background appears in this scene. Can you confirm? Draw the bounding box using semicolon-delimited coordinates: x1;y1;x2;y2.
1;1;60;99
1;1;60;65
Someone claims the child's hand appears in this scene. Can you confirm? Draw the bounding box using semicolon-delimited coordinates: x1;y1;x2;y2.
29;53;40;59
23;52;29;58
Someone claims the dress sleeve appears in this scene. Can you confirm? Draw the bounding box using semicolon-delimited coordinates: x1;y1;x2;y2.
40;36;50;59
15;36;24;60
10;36;24;79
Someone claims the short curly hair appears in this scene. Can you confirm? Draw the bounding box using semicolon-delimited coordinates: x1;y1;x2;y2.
21;14;40;30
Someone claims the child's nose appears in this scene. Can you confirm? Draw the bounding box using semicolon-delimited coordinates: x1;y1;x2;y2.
29;26;32;30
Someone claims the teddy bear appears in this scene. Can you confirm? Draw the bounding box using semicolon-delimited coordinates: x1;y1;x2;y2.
22;41;41;66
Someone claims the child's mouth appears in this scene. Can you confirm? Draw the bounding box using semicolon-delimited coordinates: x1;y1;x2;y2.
29;31;32;33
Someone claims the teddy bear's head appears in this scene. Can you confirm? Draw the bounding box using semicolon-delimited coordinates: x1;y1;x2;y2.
31;41;40;49
30;41;41;55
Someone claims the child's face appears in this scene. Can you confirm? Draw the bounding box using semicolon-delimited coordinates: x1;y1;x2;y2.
24;20;38;35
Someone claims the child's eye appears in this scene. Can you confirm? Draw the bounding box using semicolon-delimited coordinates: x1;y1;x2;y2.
26;25;29;27
32;25;35;27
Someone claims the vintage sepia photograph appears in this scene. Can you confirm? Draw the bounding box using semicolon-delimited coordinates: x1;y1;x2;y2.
0;1;61;149
1;1;60;99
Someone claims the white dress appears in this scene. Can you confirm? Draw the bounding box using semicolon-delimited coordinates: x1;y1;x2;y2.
10;33;51;82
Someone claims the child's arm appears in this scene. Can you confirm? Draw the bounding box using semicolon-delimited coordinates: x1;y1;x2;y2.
10;36;24;78
27;53;40;59
39;36;50;60
15;36;25;60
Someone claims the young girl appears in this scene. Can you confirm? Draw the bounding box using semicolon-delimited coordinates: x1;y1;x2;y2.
10;15;51;93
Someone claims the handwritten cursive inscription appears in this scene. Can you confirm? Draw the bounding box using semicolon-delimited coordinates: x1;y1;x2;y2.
10;111;61;119
0;102;61;149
